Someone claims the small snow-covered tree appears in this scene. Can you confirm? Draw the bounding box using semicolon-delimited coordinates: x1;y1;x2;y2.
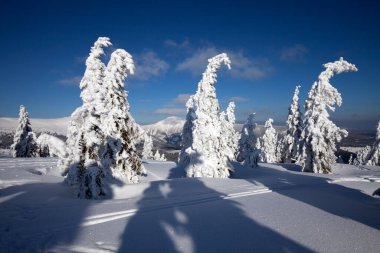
37;133;68;158
353;146;371;165
348;154;354;165
237;113;260;167
220;101;239;162
142;134;154;159
178;53;232;178
153;150;167;161
11;105;39;157
301;57;357;173
259;118;278;163
282;85;303;163
101;48;145;182
366;121;380;166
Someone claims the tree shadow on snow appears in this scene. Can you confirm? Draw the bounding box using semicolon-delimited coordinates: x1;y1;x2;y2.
0;174;121;252
234;163;380;231
118;158;313;253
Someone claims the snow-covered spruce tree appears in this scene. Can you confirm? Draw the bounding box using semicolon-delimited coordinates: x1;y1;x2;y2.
11;105;39;157
348;154;354;165
101;48;145;182
179;53;232;178
153;150;167;161
237;113;260;167
220;101;239;163
366;121;380;166
142;134;154;159
353;146;371;165
259;118;278;163
301;57;357;173
282;85;303;163
63;37;111;199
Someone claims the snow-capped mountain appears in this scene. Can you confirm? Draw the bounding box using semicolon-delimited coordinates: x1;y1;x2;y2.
141;116;185;136
0;117;71;136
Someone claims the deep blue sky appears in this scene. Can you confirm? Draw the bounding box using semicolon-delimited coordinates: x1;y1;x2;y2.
0;0;379;130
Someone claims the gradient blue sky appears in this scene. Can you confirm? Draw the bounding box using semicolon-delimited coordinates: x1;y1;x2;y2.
0;0;379;130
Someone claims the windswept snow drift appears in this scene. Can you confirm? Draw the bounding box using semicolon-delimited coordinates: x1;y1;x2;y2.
1;158;380;252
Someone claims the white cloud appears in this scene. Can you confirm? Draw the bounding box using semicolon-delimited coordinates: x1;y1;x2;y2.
57;76;82;86
229;96;250;103
280;44;309;62
153;93;191;116
164;38;190;49
154;107;185;116
176;47;272;80
133;51;169;80
174;93;191;105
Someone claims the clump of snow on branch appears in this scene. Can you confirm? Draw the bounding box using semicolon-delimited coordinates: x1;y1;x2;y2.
11;105;39;157
179;53;233;178
300;57;357;173
258;118;278;163
237;113;260;167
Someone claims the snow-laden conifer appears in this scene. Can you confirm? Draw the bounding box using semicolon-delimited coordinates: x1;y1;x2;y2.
237;113;260;167
142;134;154;159
63;37;111;198
220;101;239;162
153;150;167;161
301;57;357;173
259;118;278;163
101;49;145;182
179;53;232;178
366;121;380;166
282;85;303;163
11;105;39;157
353;146;371;166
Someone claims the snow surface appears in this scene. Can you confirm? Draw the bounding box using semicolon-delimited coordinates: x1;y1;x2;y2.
1;156;380;252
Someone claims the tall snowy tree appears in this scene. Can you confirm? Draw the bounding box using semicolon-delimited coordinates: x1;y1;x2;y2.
62;38;145;198
259;118;278;163
101;49;145;182
366;121;380;166
220;101;239;163
178;53;232;178
282;85;303;163
301;57;357;173
237;113;260;167
11;105;39;158
353;146;371;166
63;37;112;198
142;134;154;159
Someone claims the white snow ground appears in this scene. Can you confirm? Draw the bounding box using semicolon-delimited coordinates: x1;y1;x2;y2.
0;156;379;253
